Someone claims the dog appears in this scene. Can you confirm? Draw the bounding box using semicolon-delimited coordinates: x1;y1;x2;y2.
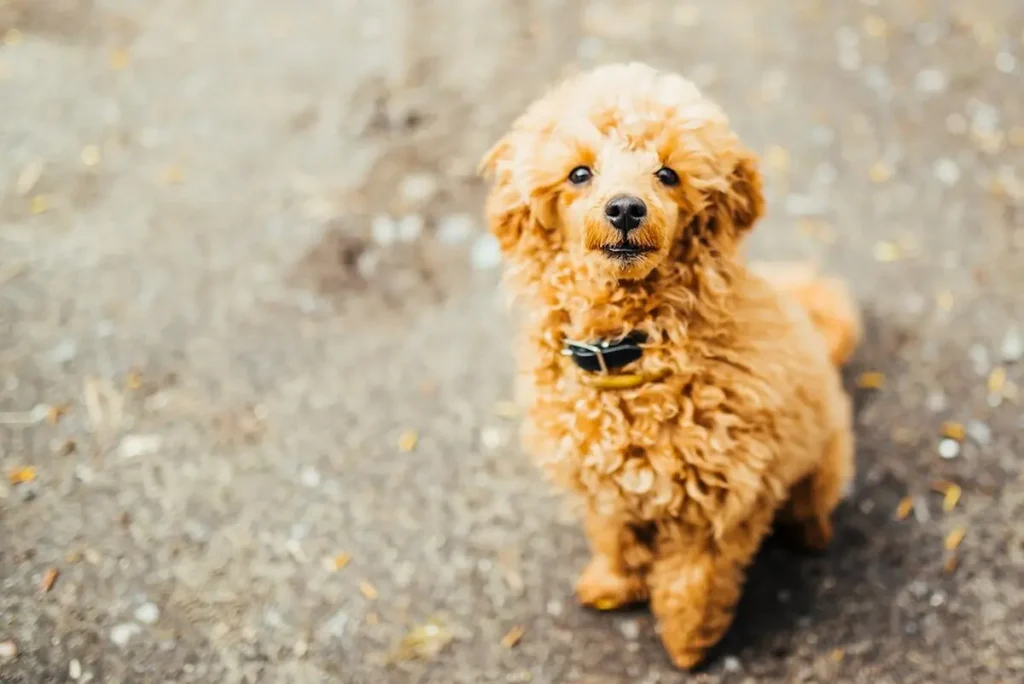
478;62;860;669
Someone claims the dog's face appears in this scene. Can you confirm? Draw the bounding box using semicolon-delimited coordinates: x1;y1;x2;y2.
481;63;764;282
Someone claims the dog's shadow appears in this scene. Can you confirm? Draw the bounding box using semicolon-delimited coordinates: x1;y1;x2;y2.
694;308;918;670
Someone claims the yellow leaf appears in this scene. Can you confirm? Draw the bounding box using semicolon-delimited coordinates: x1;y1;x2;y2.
501;625;526;649
29;195;49;215
856;371;885;389
109;48;131;70
940;422;965;441
894;497;914;521
81;145;101;167
398;430;418;452
944;525;967;551
7;466;36;485
869;162;892;183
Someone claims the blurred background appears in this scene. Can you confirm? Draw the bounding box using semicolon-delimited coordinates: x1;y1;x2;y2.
1;0;1022;682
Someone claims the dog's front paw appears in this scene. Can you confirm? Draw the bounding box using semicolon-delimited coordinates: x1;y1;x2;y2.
575;557;646;610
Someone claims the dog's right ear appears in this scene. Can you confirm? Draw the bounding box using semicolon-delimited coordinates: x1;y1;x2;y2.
479;135;533;253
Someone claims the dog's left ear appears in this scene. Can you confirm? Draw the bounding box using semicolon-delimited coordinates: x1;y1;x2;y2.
479;134;534;253
715;150;765;235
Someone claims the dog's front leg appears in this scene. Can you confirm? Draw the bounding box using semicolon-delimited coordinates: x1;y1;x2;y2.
575;508;650;610
648;506;775;670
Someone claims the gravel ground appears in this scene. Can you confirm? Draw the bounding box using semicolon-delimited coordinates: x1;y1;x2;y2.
2;1;1023;682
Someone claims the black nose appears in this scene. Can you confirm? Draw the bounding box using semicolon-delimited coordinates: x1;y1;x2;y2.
604;195;647;233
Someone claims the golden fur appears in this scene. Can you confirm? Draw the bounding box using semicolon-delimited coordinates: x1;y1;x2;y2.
479;63;860;669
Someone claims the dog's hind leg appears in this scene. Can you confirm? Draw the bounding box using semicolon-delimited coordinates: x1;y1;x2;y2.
779;425;855;551
751;260;861;367
575;509;650;610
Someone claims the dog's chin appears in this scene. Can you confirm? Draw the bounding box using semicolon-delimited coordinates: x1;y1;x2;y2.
594;244;661;279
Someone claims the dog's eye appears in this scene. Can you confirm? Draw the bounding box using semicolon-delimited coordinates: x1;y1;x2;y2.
567;166;593;185
655;167;680;187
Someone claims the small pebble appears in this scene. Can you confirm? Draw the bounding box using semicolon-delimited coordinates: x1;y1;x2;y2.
969;344;991;376
396;214;424;242
110;623;140;648
370;214;397;246
134;602;160;625
50;339;78;364
69;658;82;679
938;438;960;460
995;52;1017;74
914;69;947;93
480;427;504;450
119;434;163;459
723;656;742;673
616;619;641;640
300;466;321;488
999;327;1023;363
0;640;16;661
929;591;947;607
933;158;960;186
925;391;948;413
965;420;992;447
908;580;929;599
398;173;439;205
470;234;502;270
437;213;474;245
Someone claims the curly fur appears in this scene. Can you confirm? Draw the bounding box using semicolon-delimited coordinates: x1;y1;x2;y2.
479;63;860;669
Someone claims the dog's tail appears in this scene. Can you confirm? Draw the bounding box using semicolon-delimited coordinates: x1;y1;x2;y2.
752;261;861;367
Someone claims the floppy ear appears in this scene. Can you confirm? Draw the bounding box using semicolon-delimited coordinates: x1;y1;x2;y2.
717;150;765;234
479;136;534;253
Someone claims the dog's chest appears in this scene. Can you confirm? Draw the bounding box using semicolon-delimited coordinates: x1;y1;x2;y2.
522;358;751;521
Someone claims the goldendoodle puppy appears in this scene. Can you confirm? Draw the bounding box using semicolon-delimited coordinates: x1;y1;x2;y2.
479;62;860;669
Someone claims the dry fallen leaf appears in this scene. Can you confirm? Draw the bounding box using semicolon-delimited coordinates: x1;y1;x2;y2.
16;161;44;196
47;403;71;425
398;430;418;453
7;466;36;485
943;553;959;574
942;484;962;512
359;581;378;600
125;370;143;390
501;625;526;649
894;497;914;521
941;422;965;441
856;371;885;390
81;145;101;167
331;553;350;571
869;162;892;183
40;568;59;593
988;367;1007;395
831;647;845;662
386;619;455;663
109;48;131;70
160;165;184;185
872;241;902;262
945;525;967;551
29;195;49;215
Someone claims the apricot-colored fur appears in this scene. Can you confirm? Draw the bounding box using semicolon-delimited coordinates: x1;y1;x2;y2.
479;63;859;669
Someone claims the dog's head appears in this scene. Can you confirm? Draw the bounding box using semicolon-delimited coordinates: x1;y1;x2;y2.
480;63;764;282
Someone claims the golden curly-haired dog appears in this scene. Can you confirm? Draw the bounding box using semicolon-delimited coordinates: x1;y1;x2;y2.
479;63;861;669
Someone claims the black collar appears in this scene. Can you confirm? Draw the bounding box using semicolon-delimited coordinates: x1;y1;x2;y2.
562;331;648;373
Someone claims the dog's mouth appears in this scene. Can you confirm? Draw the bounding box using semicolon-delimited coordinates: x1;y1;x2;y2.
601;242;654;259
